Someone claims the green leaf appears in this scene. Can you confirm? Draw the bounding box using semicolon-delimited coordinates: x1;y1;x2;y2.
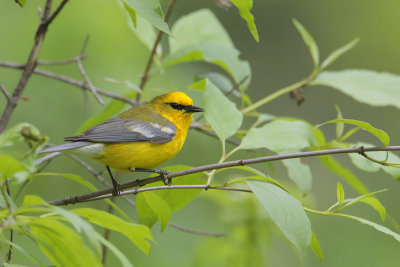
73;208;153;254
320;38;360;70
121;0;170;34
163;42;251;90
293;19;319;66
336;182;345;206
0;123;39;148
15;0;26;7
282;157;312;194
361;197;386;221
34;172;131;221
348;142;400;180
139;191;171;231
0;236;44;266
203;79;243;142
247;180;312;250
169;9;233;53
310;232;324;260
239;119;316;152
230;0;259;42
317;119;390;146
312;69;400;109
0;154;28;182
339;214;400;243
30;218;101;266
188;78;207;92
95;232;133;267
334;105;344;139
318;155;369;195
54;207;102;256
119;0;160;52
78;91;136;133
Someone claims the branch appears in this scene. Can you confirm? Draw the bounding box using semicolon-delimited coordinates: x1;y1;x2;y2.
0;61;137;106
136;0;176;102
168;222;226;237
0;83;11;101
68;154;226;237
0;0;69;133
47;145;400;206
76;36;104;105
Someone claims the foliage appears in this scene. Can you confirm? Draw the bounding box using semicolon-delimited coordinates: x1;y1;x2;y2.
1;0;400;266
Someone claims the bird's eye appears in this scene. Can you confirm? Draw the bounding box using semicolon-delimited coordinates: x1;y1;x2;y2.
168;102;183;110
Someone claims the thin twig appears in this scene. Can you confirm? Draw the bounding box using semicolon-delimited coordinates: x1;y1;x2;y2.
225;75;249;96
0;83;11;101
38;56;85;65
168;222;226;237
136;0;176;102
0;0;69;133
101;204;113;264
76;36;104;105
68;154;225;237
47;145;400;206
0;62;137;106
190;122;241;146
5;180;13;263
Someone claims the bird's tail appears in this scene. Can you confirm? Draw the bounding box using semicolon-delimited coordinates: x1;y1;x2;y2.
39;141;90;154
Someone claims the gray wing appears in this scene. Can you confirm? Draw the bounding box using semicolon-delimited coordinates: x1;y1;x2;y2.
64;114;176;144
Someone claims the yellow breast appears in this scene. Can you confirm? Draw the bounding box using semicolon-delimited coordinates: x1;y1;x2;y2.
95;128;187;171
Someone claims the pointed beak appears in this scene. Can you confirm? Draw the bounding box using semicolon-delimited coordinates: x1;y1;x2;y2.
185;105;204;113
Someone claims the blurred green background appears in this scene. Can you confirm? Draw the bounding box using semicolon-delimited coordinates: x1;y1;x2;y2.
1;0;400;266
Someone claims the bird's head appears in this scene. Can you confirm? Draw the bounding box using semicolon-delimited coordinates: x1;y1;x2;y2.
149;91;204;129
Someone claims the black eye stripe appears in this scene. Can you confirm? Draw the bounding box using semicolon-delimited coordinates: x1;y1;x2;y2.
167;102;187;110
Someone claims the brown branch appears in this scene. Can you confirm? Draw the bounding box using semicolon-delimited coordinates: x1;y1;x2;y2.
67;154;225;237
168;222;226;237
0;0;69;133
101;204;113;264
5;179;13;263
0;83;11;101
136;0;176;102
0;61;137;106
47;145;400;206
76;36;104;105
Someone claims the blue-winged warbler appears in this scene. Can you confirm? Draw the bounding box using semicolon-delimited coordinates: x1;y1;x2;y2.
40;91;204;195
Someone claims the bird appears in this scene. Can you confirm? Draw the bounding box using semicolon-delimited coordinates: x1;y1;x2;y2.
40;91;204;196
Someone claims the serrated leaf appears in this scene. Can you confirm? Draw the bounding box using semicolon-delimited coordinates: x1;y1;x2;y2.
293;19;319;66
73;208;153;254
336;182;345;206
169;9;233;53
317;119;390;146
247;180;312;250
310;232;323;260
312;69;400;109
31;218;101;266
163;42;251;90
282;157;312;194
230;0;259;42
121;0;170;34
239;119;316;152
203;80;243;142
320;38;360;70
